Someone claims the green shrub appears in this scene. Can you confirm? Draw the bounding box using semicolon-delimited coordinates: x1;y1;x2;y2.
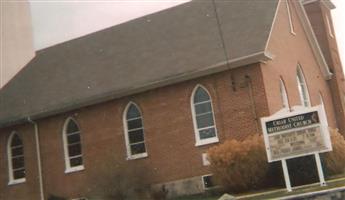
322;128;345;176
207;128;345;193
207;134;268;193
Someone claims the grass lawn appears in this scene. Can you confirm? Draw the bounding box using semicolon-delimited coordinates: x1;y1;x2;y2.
172;175;345;200
239;176;345;200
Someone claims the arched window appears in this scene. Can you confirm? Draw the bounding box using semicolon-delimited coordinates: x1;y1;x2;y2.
63;118;84;173
319;92;324;106
297;66;311;107
191;85;218;146
123;102;147;159
280;78;289;108
8;132;26;184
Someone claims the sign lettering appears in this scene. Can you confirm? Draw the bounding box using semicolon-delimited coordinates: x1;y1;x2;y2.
260;106;332;162
266;111;319;134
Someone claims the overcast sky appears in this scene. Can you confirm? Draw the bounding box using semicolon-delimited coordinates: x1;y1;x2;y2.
29;0;345;65
30;0;190;49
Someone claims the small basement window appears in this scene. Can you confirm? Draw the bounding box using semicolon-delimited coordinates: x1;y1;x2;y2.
202;174;216;189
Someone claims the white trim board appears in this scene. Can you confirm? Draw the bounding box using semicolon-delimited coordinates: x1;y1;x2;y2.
265;0;333;80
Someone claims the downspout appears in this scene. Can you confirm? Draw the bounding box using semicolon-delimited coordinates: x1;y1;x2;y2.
27;117;44;200
245;75;260;133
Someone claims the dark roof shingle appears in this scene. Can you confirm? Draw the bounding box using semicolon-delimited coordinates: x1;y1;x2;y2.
0;0;279;127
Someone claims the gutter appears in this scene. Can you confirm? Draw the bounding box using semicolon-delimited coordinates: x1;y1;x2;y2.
27;117;44;200
245;75;260;133
0;51;272;129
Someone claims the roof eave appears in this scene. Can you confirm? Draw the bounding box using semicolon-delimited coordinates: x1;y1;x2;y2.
302;0;336;9
0;52;271;129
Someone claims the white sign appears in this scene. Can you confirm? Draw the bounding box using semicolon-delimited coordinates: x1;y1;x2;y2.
261;105;332;162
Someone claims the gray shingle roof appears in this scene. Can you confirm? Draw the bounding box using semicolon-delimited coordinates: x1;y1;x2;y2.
0;0;279;127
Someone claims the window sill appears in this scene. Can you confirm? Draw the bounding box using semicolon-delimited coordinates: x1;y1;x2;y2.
195;137;219;147
127;152;148;160
65;165;85;174
8;178;26;186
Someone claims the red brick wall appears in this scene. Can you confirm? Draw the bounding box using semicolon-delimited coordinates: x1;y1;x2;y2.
304;1;345;134
0;63;269;199
2;1;344;199
0;124;41;200
263;0;338;128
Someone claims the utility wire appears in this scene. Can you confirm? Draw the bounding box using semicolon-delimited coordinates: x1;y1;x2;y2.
211;0;231;68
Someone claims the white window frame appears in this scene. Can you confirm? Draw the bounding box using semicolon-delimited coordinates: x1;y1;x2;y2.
286;0;296;35
62;117;84;173
201;174;217;190
297;65;311;107
191;85;219;146
123;102;148;160
325;14;334;38
7;132;26;185
280;78;290;108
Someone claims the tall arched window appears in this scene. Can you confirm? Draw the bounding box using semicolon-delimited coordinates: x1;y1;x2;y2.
280;78;289;108
319;92;324;106
123;102;147;159
297;66;311;107
191;85;218;146
63;118;84;173
8;132;26;184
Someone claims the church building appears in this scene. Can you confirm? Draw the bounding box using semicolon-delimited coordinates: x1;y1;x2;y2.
0;0;344;199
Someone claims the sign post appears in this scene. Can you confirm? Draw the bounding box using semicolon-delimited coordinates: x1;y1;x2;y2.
281;159;292;192
314;153;326;186
261;105;332;192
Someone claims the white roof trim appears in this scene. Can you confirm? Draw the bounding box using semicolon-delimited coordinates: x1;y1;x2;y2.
265;0;282;51
265;0;332;80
